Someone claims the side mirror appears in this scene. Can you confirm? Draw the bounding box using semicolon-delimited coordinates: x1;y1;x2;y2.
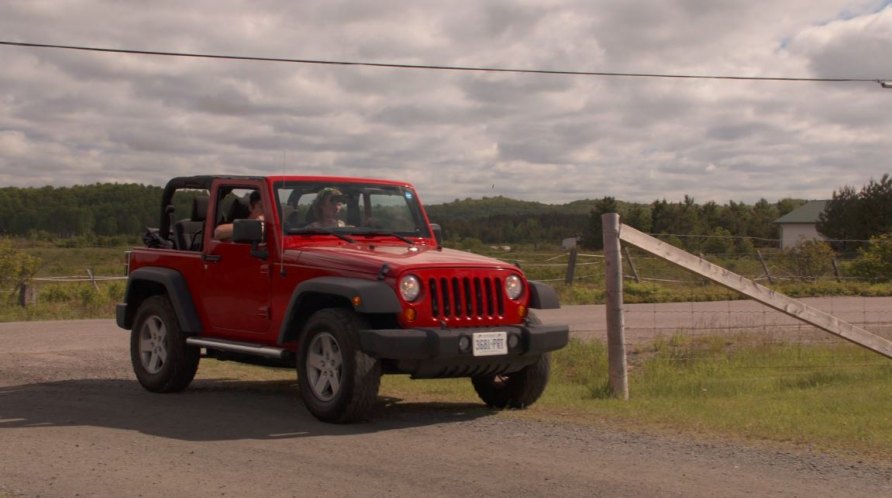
232;219;268;259
232;219;263;243
429;223;444;246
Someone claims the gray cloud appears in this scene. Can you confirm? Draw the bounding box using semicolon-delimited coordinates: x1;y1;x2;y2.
0;1;890;205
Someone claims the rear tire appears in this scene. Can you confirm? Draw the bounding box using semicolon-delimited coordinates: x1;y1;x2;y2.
130;295;200;393
297;308;381;423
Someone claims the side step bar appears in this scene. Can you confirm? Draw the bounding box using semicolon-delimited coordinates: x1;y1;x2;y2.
186;337;287;359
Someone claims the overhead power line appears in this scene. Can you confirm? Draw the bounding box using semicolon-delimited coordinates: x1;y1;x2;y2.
2;40;890;86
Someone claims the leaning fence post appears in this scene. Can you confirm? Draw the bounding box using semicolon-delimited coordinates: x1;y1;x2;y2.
831;257;842;283
86;268;99;291
622;246;640;283
602;213;629;400
756;249;774;284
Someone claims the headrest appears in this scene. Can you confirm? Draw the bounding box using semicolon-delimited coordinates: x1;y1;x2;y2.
191;195;209;222
225;196;251;222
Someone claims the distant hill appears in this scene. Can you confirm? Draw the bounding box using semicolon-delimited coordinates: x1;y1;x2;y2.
0;183;805;250
426;196;561;220
426;196;591;245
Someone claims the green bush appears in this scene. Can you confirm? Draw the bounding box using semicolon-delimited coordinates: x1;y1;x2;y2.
41;284;76;303
734;237;755;256
106;281;125;300
0;238;40;289
849;234;892;282
702;227;734;255
778;240;835;281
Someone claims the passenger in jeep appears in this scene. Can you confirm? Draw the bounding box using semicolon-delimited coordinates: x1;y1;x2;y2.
214;190;263;240
305;187;347;228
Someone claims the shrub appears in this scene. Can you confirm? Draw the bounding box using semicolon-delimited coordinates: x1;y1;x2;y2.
734;237;755;256
41;284;76;303
849;234;892;282
778;240;835;281
702;227;734;255
0;238;40;289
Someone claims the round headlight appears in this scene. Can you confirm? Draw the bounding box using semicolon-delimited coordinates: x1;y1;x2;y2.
399;275;421;302
504;275;524;300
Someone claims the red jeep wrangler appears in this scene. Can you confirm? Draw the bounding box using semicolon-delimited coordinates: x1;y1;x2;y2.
117;175;568;423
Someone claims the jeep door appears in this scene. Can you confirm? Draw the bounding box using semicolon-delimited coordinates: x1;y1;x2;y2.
201;183;273;338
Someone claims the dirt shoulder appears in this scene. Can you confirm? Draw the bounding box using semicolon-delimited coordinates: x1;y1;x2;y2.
1;319;890;497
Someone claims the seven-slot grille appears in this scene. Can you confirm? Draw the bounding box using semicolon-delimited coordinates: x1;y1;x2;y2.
427;275;505;320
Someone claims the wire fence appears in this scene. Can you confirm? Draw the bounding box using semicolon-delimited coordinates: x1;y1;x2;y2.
511;238;892;370
8;237;892;370
8;270;126;307
517;245;877;285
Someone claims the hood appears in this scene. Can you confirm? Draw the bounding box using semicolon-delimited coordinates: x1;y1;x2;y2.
284;242;517;276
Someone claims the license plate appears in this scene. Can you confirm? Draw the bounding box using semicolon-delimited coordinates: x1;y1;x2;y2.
472;331;508;356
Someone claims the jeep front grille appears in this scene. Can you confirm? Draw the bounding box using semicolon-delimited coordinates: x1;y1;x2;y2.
428;276;504;320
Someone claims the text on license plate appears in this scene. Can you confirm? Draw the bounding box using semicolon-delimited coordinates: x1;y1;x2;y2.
472;331;508;356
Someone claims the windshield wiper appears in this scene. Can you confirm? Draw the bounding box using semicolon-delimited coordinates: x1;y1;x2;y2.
291;228;355;243
356;230;415;245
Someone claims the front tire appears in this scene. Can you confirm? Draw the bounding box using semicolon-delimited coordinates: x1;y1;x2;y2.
130;295;200;393
472;311;552;409
297;308;381;423
472;353;551;409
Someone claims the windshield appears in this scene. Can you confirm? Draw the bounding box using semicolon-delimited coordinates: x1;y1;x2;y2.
275;181;431;238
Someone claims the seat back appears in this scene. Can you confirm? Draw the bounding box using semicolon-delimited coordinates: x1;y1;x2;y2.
174;195;209;251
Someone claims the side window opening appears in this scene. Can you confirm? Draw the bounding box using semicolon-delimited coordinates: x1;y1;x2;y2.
213;187;262;242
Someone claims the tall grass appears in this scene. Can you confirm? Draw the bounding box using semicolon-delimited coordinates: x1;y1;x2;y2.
28;246;129;277
380;336;892;458
0;281;123;322
0;244;128;321
623;335;892;447
528;335;892;459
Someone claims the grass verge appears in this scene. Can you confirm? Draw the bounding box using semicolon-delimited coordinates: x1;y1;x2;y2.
193;335;892;461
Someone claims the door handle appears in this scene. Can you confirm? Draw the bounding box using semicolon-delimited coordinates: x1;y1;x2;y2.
203;254;221;263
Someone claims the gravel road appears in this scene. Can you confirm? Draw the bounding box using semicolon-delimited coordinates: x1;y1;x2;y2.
1;313;891;497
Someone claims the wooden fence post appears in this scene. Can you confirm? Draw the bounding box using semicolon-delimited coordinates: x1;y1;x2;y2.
602;213;629;400
565;246;578;285
18;281;36;307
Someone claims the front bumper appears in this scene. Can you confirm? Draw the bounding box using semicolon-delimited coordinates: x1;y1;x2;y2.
359;323;569;378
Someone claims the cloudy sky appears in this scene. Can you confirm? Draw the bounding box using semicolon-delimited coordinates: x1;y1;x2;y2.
1;1;890;204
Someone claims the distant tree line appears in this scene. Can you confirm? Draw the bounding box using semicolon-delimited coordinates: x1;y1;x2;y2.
3;177;890;255
430;194;805;252
818;174;892;250
0;183;161;240
0;185;803;250
425;196;592;246
586;196;805;252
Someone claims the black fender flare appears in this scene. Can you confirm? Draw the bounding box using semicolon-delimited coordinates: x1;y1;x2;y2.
118;267;203;334
278;276;401;344
529;281;561;309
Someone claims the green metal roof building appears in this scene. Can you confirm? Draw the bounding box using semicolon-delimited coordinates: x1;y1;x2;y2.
773;200;829;249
